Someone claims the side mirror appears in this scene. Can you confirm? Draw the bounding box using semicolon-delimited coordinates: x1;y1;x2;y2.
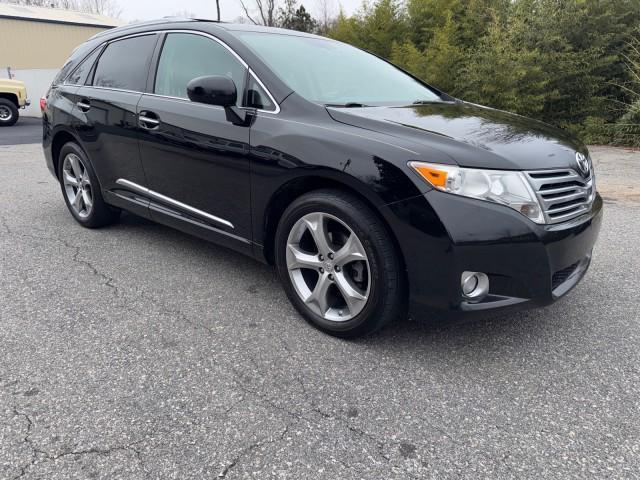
187;75;237;107
186;75;254;126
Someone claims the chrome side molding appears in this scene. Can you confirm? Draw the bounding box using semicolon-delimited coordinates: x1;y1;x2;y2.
115;178;234;229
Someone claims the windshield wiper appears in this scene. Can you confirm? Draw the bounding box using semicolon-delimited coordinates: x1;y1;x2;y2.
325;102;369;108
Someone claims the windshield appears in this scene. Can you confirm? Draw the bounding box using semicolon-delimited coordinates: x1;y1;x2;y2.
237;32;441;106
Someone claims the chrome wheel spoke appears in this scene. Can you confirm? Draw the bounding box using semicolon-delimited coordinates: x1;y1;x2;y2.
303;212;332;255
71;190;83;211
334;271;367;315
287;243;322;270
68;154;83;179
82;189;93;210
306;273;331;316
333;232;367;266
63;171;78;187
81;171;91;187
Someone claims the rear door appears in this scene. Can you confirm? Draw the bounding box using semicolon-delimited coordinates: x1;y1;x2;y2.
72;33;158;216
137;32;253;244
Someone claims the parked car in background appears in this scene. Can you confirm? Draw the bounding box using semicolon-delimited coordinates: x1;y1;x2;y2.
41;19;602;338
0;78;30;126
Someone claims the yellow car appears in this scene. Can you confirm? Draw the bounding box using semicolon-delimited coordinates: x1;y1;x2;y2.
0;78;30;127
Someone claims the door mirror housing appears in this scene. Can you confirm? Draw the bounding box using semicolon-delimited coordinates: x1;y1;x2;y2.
187;75;237;107
186;75;254;127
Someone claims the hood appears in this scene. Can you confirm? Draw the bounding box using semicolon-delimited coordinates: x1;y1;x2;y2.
0;78;26;89
327;102;587;171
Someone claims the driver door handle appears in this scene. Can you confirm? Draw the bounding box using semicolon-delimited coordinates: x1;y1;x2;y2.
139;111;160;130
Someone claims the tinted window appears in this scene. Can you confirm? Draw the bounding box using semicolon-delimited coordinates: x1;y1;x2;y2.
245;75;275;111
237;32;441;106
66;47;102;86
93;35;157;91
155;33;246;103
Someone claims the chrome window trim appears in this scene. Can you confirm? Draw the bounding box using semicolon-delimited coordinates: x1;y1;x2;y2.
81;29;281;114
152;29;280;114
115;179;234;229
247;68;280;114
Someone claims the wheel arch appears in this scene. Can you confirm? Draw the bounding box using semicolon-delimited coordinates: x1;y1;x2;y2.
0;93;19;108
50;128;83;179
261;174;408;283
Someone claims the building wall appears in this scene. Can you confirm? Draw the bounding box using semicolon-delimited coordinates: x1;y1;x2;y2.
0;18;108;69
0;18;112;117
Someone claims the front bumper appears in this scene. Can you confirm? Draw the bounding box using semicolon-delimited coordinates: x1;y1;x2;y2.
385;190;603;320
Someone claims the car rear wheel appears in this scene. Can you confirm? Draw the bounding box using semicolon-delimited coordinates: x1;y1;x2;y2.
58;142;120;228
0;99;19;127
275;189;405;338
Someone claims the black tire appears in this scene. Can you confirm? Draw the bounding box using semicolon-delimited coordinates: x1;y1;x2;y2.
275;189;405;338
57;142;120;228
0;99;19;127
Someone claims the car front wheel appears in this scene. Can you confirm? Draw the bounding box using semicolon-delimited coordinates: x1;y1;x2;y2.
275;189;405;338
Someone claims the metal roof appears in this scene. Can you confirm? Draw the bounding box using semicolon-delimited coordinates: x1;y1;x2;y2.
0;3;122;28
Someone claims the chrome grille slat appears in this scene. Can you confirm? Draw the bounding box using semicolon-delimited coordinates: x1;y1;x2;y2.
541;191;584;202
525;167;595;224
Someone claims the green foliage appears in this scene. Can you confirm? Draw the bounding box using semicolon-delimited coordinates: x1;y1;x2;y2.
615;35;640;146
278;0;317;33
325;0;640;145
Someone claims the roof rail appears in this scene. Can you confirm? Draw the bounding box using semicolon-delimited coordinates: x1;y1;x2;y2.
89;17;198;41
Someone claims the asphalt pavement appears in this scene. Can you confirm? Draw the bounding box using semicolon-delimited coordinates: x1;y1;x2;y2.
1;140;639;479
0;116;41;145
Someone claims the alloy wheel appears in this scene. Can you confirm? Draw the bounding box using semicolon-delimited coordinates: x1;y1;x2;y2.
286;212;371;322
62;153;93;219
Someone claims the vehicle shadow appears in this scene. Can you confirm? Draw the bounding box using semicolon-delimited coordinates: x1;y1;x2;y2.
111;211;587;362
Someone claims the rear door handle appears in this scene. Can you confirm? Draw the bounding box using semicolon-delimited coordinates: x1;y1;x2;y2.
139;111;160;130
77;99;91;112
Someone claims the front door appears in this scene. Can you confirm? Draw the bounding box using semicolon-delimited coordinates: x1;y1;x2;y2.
137;32;252;243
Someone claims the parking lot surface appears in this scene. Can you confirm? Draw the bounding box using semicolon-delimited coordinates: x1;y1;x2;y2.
1;139;639;479
0;117;41;146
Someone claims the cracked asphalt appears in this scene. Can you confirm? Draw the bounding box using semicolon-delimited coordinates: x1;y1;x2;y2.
1;141;639;479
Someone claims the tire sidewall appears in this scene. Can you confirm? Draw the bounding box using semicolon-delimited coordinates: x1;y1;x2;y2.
275;194;392;337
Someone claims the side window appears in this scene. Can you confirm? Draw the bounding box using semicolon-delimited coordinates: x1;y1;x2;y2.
93;35;157;91
245;75;276;111
155;33;246;103
66;47;102;86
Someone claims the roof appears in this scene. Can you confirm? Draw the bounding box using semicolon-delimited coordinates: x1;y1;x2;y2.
0;3;122;29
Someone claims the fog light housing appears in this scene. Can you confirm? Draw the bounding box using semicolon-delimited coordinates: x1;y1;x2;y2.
461;271;489;301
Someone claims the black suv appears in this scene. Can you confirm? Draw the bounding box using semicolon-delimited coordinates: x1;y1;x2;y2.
42;19;602;337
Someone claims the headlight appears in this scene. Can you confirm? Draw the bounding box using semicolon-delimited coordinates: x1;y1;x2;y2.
409;161;544;224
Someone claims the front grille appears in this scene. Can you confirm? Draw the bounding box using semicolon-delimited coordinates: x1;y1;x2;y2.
552;262;579;290
525;168;595;224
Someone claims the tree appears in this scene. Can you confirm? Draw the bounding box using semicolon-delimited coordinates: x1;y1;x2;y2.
279;0;317;32
238;0;278;26
615;35;640;146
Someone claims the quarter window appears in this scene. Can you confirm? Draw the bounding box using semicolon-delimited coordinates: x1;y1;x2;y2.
154;33;246;103
93;34;157;91
66;47;102;86
245;74;276;111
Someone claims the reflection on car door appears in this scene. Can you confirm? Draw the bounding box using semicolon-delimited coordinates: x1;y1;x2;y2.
136;32;253;248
